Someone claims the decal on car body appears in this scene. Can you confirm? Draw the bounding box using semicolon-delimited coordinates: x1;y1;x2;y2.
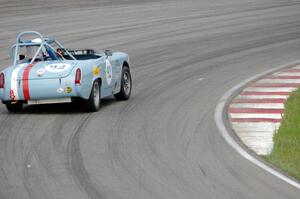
56;88;64;93
9;90;15;100
45;63;71;73
93;66;99;77
36;68;46;76
105;59;113;85
65;87;72;93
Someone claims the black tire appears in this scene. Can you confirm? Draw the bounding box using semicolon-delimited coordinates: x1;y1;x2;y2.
85;80;101;112
5;101;23;112
114;66;132;101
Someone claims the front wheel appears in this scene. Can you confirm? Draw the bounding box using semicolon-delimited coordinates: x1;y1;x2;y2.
5;101;23;112
85;80;101;112
114;66;132;101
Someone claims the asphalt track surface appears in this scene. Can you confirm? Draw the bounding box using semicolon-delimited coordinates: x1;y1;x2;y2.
0;0;300;198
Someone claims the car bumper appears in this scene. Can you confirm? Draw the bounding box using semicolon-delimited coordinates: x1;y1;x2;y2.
27;98;72;105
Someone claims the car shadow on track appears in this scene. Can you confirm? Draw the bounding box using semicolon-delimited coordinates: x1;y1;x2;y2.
5;97;117;114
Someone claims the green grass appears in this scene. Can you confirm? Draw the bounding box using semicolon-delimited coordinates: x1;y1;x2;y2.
265;88;300;180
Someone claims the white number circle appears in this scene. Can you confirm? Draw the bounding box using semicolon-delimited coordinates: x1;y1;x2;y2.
105;60;113;85
45;63;71;73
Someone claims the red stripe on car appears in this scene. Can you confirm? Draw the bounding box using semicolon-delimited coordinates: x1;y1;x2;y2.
22;63;36;100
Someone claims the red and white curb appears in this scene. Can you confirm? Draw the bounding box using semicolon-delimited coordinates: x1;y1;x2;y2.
215;60;300;189
228;64;300;155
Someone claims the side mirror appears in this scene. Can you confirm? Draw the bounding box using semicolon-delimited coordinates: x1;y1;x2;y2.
104;49;113;57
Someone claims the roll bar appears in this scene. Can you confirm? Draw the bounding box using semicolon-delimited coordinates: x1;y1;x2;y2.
12;31;77;66
16;31;44;44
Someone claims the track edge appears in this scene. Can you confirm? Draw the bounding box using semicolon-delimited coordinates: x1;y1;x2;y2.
214;60;300;189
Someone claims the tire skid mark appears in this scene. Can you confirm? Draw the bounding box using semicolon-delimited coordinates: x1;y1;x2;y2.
67;114;107;199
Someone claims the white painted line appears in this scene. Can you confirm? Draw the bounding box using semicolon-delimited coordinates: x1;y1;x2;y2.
236;95;288;99
244;87;296;92
293;65;300;69
257;79;300;84
231;122;280;131
11;63;27;100
230;113;282;119
273;72;300;76
230;103;284;109
198;78;204;81
214;60;300;189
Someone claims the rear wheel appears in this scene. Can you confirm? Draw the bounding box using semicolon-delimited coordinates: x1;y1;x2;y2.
114;66;132;101
5;101;23;112
85;80;101;112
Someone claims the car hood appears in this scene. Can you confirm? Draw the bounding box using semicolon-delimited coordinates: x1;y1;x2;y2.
14;61;77;80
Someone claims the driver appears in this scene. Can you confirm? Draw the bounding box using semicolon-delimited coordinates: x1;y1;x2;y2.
56;48;65;57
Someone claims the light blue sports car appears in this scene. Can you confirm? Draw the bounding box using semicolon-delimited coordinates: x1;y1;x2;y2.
0;31;132;112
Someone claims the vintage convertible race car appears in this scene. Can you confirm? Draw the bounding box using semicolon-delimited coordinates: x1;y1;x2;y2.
0;31;132;112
